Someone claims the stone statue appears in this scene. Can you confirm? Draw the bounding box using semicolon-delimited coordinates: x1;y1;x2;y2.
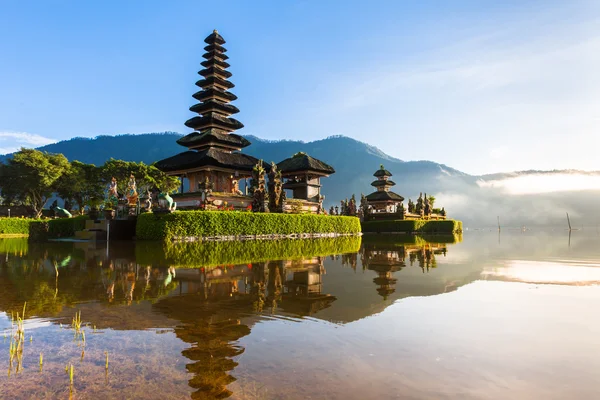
440;207;446;217
424;192;431;217
145;189;152;211
408;199;414;213
360;194;369;217
267;162;286;213
334;206;339;215
107;177;119;209
251;161;266;212
50;202;72;218
158;192;177;211
126;174;138;206
329;206;335;215
398;202;405;219
416;193;424;215
231;177;243;196
252;183;266;213
317;195;324;215
349;194;357;216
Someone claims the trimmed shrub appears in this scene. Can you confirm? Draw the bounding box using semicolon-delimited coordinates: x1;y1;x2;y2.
47;216;87;238
0;218;33;235
137;211;362;241
361;219;463;234
135;236;362;267
29;216;88;241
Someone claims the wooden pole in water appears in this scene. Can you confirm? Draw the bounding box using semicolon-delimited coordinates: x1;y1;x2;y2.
497;216;501;231
566;212;572;231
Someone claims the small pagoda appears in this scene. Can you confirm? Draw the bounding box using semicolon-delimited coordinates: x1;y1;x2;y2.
155;30;264;207
365;165;404;215
277;152;335;203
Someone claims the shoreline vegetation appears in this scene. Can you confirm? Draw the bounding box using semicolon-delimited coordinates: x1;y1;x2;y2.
1;213;463;242
361;219;463;234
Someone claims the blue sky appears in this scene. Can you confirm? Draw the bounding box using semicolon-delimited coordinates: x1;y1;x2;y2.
1;0;599;175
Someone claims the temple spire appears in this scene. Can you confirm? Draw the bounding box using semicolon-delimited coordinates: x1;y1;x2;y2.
178;30;248;152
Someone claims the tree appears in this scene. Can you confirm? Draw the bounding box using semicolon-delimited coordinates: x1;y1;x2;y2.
55;161;104;214
428;195;436;209
100;159;179;195
0;148;70;218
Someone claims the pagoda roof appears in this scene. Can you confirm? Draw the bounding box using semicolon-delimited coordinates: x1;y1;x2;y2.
176;129;251;149
192;88;237;102
374;168;393;177
277;153;335;175
202;51;229;61
199;66;232;79
371;180;396;187
195;77;234;89
201;59;230;69
155;148;268;173
373;277;398;286
189;100;239;116
203;43;227;53
365;191;404;202
204;30;226;45
184;114;244;131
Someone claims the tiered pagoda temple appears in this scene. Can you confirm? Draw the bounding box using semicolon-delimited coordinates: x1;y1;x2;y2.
155;30;264;206
155;30;335;212
277;152;335;203
365;165;404;214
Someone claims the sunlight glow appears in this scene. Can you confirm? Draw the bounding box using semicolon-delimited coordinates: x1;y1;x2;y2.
482;260;600;285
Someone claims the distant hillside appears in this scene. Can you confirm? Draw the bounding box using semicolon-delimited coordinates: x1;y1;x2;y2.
1;133;474;206
3;132;599;227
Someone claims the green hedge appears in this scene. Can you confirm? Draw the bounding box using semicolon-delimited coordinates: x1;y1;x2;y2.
135;236;362;268
361;233;462;246
361;219;463;234
137;211;361;241
0;218;33;235
29;216;88;241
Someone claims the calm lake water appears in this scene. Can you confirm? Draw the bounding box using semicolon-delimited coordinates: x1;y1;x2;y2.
1;231;599;399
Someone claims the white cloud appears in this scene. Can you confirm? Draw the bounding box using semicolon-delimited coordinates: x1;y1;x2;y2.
317;8;600;174
0;131;56;155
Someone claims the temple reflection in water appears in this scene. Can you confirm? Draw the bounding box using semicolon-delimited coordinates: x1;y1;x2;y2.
0;235;462;399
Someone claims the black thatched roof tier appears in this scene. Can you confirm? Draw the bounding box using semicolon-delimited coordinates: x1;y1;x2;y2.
203;43;227;53
189;100;239;116
365;191;404;202
155;148;267;173
176;129;251;149
202;51;229;61
201;59;230;69
185;114;244;131
277;153;335;175
199;66;232;79
192;88;237;102
204;30;226;45
374;168;393;177
195;77;234;89
371;180;396;187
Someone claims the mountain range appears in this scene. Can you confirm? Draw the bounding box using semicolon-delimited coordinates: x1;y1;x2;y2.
2;133;599;228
